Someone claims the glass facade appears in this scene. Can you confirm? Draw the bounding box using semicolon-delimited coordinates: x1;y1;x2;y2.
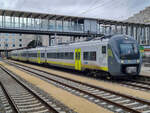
0;15;84;33
5;39;8;41
0;10;149;45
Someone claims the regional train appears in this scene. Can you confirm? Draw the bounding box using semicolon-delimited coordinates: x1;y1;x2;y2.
10;35;142;78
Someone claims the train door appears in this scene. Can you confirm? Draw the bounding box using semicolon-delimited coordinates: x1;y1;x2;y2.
100;45;108;71
75;48;81;71
37;50;41;64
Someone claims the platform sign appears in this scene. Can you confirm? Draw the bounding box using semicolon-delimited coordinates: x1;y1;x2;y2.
141;45;150;58
140;45;144;56
140;45;144;52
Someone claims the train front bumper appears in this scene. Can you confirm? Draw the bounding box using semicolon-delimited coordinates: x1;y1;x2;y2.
125;66;137;75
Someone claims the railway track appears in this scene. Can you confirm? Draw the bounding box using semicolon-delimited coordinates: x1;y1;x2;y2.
0;64;73;113
119;79;150;92
6;60;150;93
4;60;150;113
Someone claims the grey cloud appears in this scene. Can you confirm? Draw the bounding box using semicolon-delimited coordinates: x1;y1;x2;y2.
0;0;150;20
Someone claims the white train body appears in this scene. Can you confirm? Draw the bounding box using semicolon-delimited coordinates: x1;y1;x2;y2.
10;35;142;77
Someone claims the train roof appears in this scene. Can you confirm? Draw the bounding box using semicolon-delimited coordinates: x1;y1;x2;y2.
13;35;136;52
46;38;109;49
22;38;109;51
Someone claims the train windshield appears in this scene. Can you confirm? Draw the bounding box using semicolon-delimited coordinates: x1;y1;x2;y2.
120;43;139;59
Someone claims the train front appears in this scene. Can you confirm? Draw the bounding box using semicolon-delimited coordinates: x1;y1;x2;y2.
108;35;142;77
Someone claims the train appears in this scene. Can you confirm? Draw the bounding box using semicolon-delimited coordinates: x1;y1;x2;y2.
10;34;142;78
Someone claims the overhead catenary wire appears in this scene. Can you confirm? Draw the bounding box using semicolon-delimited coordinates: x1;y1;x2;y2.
77;0;130;20
77;0;109;16
91;0;128;20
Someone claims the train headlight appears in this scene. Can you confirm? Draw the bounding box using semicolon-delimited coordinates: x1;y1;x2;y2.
137;60;140;63
121;60;124;64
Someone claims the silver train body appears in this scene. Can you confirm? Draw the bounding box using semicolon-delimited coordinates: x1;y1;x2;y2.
10;35;142;77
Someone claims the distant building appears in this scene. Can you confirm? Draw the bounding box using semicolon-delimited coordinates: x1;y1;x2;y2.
0;33;49;50
0;32;86;50
127;7;150;24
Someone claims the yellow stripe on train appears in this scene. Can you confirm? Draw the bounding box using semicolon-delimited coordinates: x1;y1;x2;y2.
16;57;108;72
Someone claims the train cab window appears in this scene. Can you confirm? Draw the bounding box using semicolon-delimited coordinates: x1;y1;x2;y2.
102;46;106;54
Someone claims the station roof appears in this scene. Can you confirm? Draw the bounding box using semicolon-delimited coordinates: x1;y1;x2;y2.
0;9;149;27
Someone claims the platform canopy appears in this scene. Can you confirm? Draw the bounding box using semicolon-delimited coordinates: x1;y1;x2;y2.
0;9;149;26
0;9;150;45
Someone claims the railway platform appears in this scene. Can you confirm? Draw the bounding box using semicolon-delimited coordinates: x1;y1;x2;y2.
141;65;150;77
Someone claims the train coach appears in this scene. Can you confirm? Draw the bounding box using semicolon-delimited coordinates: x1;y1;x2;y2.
10;35;142;78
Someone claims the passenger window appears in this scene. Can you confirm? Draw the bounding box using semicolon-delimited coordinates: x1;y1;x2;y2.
102;46;106;54
83;51;96;61
41;53;45;58
83;52;88;60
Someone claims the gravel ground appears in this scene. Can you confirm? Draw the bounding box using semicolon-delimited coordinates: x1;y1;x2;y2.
0;64;76;113
0;69;8;113
15;71;76;113
2;61;112;113
11;60;150;100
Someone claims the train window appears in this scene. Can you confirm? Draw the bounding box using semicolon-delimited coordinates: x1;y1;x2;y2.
65;52;69;59
47;53;50;58
60;53;64;59
35;53;37;57
21;53;26;57
47;53;52;58
102;46;106;54
83;51;96;61
83;52;88;60
30;53;37;57
47;52;74;60
57;53;60;59
54;53;57;58
64;52;73;59
75;52;78;60
41;53;45;58
91;52;96;60
78;52;80;60
70;52;74;59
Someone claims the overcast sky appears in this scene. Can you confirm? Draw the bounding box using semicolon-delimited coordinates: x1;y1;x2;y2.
0;0;150;20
